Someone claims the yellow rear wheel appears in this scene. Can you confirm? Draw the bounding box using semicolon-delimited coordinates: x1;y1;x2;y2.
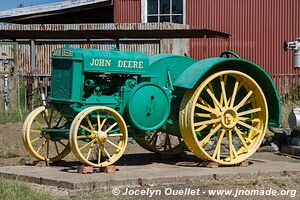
179;70;268;165
22;106;71;162
135;131;185;155
70;106;128;167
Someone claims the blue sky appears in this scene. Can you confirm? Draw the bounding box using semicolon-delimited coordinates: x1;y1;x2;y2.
0;0;63;11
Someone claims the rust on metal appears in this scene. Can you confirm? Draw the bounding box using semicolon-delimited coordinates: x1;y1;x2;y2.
0;23;230;40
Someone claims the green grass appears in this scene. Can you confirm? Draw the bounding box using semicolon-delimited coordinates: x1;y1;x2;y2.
272;178;287;188
0;178;61;200
237;178;259;186
0;140;23;159
0;109;29;124
0;178;136;200
0;151;19;159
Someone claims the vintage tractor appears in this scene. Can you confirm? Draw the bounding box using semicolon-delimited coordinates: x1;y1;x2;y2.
22;47;281;167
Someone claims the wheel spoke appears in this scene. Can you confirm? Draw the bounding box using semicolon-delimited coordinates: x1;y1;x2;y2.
212;129;225;160
230;80;239;107
36;140;47;153
85;116;95;132
239;117;251;121
98;145;101;164
77;135;94;139
33;119;44;130
234;127;249;151
199;123;222;146
194;118;221;127
58;140;67;147
80;125;94;134
206;87;223;110
234;90;253;110
196;103;221;116
226;130;237;161
166;134;172;150
198;97;213;109
41;112;50;128
103;147;111;161
86;140;95;160
151;134;159;146
96;111;101;131
104;122;118;134
46;140;50;158
237;80;245;92
106;139;121;150
208;83;219;109
237;121;262;134
148;132;158;144
48;109;54;126
55;116;63;127
195;124;208;132
163;134;170;151
31;136;42;143
79;139;96;151
238;107;261;117
30;129;41;134
220;75;228;108
108;133;123;137
100;113;109;130
194;113;211;118
54;141;60;155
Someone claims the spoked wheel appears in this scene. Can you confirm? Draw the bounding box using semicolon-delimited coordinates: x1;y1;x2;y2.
70;106;128;167
22;106;71;162
180;70;268;165
135;131;185;155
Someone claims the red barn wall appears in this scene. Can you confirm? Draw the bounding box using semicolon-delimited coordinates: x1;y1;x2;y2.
114;0;300;94
186;0;300;94
114;0;141;23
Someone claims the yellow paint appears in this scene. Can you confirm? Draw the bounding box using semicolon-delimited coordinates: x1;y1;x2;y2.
90;58;111;67
179;70;268;165
117;60;144;69
69;106;128;167
22;106;71;162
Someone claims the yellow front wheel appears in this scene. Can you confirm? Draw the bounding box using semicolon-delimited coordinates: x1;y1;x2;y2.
70;106;128;167
22;106;71;162
180;70;268;165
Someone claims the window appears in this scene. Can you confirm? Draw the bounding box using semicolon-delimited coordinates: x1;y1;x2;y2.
142;0;185;24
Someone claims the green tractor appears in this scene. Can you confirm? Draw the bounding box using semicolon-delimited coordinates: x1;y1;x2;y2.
23;47;281;167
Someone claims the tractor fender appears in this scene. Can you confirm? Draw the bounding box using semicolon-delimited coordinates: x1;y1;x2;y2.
174;57;281;128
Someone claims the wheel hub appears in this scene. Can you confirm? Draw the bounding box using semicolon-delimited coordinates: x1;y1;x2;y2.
97;131;107;142
221;109;238;129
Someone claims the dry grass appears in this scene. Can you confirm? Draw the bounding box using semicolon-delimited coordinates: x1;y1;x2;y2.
0;177;61;200
280;99;300;128
0;140;23;159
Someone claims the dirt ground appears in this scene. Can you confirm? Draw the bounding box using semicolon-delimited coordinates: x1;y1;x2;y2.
0;123;300;200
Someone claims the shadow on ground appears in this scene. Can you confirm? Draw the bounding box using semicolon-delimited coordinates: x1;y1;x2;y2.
37;152;255;171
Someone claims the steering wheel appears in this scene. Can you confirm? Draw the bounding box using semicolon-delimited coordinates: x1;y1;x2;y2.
220;51;241;58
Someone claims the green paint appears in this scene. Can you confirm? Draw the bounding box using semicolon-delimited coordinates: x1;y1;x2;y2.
174;58;281;128
49;46;281;140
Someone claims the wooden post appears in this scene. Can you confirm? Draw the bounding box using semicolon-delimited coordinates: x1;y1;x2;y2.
30;40;36;73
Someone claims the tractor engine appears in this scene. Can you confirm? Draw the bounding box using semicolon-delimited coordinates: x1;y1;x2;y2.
49;47;172;133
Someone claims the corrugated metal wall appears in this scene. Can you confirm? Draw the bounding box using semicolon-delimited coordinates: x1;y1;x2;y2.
36;40;158;75
114;0;141;23
0;40;159;75
186;0;300;77
113;1;300;77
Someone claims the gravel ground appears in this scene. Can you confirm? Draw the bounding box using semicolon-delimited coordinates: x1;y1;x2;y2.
0;122;299;199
